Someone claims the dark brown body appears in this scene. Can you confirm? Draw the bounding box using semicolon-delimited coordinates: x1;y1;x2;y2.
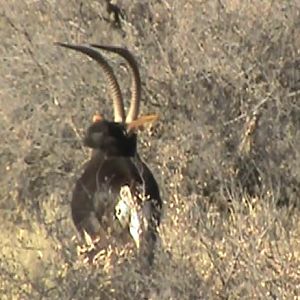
72;121;162;263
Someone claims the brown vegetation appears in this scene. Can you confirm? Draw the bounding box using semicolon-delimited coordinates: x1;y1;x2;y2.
1;1;299;299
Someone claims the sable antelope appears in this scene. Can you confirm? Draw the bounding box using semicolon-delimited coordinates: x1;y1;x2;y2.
56;43;162;264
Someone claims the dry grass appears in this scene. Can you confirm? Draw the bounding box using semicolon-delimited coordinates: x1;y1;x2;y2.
1;0;299;299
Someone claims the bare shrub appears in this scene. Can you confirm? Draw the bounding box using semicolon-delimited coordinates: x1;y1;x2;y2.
1;1;299;299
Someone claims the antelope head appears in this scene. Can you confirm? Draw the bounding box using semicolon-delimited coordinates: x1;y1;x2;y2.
55;42;158;157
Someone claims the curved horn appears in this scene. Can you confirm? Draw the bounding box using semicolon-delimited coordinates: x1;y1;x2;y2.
55;42;126;123
90;44;141;123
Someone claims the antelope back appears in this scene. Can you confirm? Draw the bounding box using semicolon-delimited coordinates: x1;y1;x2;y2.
71;150;161;244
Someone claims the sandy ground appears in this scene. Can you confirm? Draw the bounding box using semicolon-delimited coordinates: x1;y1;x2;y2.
1;1;300;299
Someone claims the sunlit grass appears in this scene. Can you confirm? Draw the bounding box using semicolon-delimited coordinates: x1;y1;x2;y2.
1;0;299;299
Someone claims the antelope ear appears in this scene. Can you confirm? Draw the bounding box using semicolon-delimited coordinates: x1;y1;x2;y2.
92;113;103;123
127;114;159;133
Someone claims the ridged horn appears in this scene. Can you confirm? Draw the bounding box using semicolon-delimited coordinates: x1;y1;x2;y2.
55;42;126;123
90;44;141;123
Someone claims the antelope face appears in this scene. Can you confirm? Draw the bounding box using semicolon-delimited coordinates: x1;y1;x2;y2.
84;119;137;157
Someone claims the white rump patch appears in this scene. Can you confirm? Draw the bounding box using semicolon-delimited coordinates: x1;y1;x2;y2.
115;185;148;249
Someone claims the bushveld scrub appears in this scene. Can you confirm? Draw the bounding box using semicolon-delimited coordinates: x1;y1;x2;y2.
1;1;299;299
